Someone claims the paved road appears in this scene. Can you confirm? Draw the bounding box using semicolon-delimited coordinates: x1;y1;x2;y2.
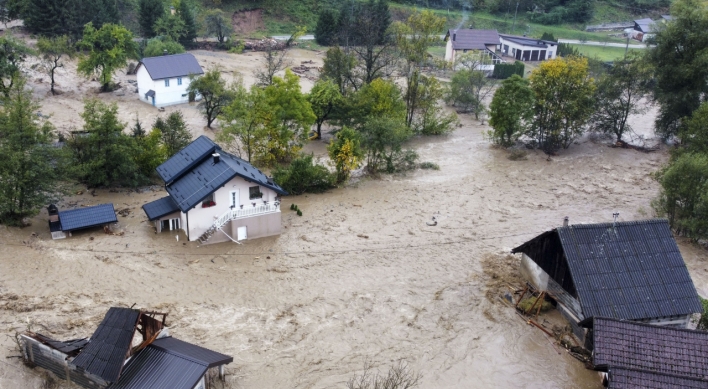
558;39;650;49
272;34;315;40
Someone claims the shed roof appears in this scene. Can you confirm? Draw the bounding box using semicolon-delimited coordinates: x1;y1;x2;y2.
142;196;180;221
500;34;556;48
108;337;232;389
512;219;702;321
71;308;141;383
156;136;287;213
589;317;708;382
34;333;89;356
634;18;656;33
445;29;500;50
607;367;708;389
138;53;204;81
58;203;118;232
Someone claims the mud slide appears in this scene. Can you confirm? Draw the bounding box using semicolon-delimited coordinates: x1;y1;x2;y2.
232;9;265;35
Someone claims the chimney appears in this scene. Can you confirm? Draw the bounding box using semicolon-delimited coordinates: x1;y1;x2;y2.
212;153;220;164
453;33;456;41
563;216;569;227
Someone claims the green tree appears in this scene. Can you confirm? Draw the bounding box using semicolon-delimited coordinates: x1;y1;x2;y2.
359;116;415;174
308;79;343;139
202;9;232;44
529;56;595;154
445;68;495;119
272;154;335;195
321;46;357;95
393;10;446;128
681;102;708;155
0;77;65;225
187;68;236;128
591;56;650;143
154;13;186;42
153;111;192;157
352;78;406;126
328;126;363;183
315;9;339;46
68;99;145;187
218;82;271;163
648;0;708;138
36;35;75;95
488;74;535;147
138;0;164;38
346;0;396;86
77;23;139;92
0;34;31;98
142;37;185;57
413;75;457;135
177;0;198;46
133;128;165;178
22;0;64;37
653;152;708;239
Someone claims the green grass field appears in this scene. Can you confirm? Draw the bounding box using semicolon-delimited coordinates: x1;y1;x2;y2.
569;44;643;61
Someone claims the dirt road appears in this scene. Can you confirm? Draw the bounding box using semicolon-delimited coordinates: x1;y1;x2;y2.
0;36;706;389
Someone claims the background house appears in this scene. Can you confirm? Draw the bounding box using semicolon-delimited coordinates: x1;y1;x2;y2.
632;18;656;42
499;34;558;61
512;219;702;341
583;317;708;388
444;29;503;71
136;53;204;108
142;136;288;245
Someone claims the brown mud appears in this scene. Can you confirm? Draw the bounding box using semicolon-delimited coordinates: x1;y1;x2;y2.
1;31;707;389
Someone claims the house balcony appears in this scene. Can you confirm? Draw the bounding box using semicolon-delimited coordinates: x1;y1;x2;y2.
213;202;281;228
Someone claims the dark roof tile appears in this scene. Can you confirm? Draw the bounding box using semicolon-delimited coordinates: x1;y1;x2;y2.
58;203;118;232
138;53;204;80
445;29;499;50
142;196;180;221
150;337;233;368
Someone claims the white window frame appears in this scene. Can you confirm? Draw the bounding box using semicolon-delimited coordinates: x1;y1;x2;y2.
177;77;182;86
230;190;238;208
165;79;170;87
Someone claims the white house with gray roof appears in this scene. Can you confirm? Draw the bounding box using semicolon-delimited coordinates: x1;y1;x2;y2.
142;136;288;244
136;53;204;108
444;29;503;71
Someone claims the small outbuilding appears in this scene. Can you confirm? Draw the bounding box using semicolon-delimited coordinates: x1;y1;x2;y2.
499;34;558;61
583;316;708;388
632;18;656;42
512;219;702;341
48;203;118;239
136;53;204;108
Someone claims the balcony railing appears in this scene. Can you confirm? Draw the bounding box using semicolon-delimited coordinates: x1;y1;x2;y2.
212;202;280;231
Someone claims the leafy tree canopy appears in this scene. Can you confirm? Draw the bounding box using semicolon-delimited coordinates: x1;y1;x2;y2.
77;23;139;92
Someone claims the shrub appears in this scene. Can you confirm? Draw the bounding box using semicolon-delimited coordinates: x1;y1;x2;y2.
698;297;708;331
492;61;525;79
507;149;528;161
272;154;335;195
419;161;440;170
297;209;302;216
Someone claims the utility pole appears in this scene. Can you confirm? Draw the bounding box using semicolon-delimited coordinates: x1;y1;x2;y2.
624;36;630;59
512;2;519;34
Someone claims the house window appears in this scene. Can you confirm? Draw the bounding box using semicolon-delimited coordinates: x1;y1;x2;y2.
230;190;238;208
165;79;170;87
249;186;262;200
177;77;182;85
201;193;215;208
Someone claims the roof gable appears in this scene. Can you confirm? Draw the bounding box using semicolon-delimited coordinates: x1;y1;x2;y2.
446;29;499;50
156;136;218;184
591;317;708;382
513;219;702;321
138;53;204;80
71;308;141;383
59;203;117;231
634;18;656;32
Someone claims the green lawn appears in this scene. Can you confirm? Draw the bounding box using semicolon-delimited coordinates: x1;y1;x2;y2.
569;44;643;61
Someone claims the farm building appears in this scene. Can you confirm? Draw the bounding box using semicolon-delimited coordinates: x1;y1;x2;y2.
511;219;702;341
142;136;288;244
631;18;656;42
20;307;232;389
47;203;118;239
583;317;708;388
443;29;503;71
499;34;558;61
136;53;203;108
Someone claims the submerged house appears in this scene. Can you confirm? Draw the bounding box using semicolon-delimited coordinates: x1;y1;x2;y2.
511;219;702;341
47;203;118;240
142;136;288;244
20;307;232;389
136;53;204;107
443;29;503;70
583;317;708;388
499;34;558;61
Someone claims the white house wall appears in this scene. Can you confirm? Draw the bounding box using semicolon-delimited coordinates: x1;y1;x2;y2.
500;38;557;61
445;39;454;61
183;175;280;242
136;66;197;108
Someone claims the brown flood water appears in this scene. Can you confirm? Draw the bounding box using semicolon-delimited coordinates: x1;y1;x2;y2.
1;41;706;388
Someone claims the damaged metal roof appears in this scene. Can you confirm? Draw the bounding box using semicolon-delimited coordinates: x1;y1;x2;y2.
58;203;118;232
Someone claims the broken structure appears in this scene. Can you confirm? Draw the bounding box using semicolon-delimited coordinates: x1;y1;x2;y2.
48;203;118;240
20;307;232;389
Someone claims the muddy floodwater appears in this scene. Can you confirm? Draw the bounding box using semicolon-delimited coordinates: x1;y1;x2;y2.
1;43;707;388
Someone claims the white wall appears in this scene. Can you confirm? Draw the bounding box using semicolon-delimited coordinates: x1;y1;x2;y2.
183;175;280;241
136;66;197;108
500;37;557;61
444;39;453;61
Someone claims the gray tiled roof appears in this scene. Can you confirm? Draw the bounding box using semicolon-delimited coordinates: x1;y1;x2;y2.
445;29;499;50
142;196;180;221
635;18;656;33
107;337;232;389
608;368;708;389
500;34;556;48
158;136;287;213
71;308;141;383
138;53;204;81
58;203;118;232
591;317;708;382
513;219;702;321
